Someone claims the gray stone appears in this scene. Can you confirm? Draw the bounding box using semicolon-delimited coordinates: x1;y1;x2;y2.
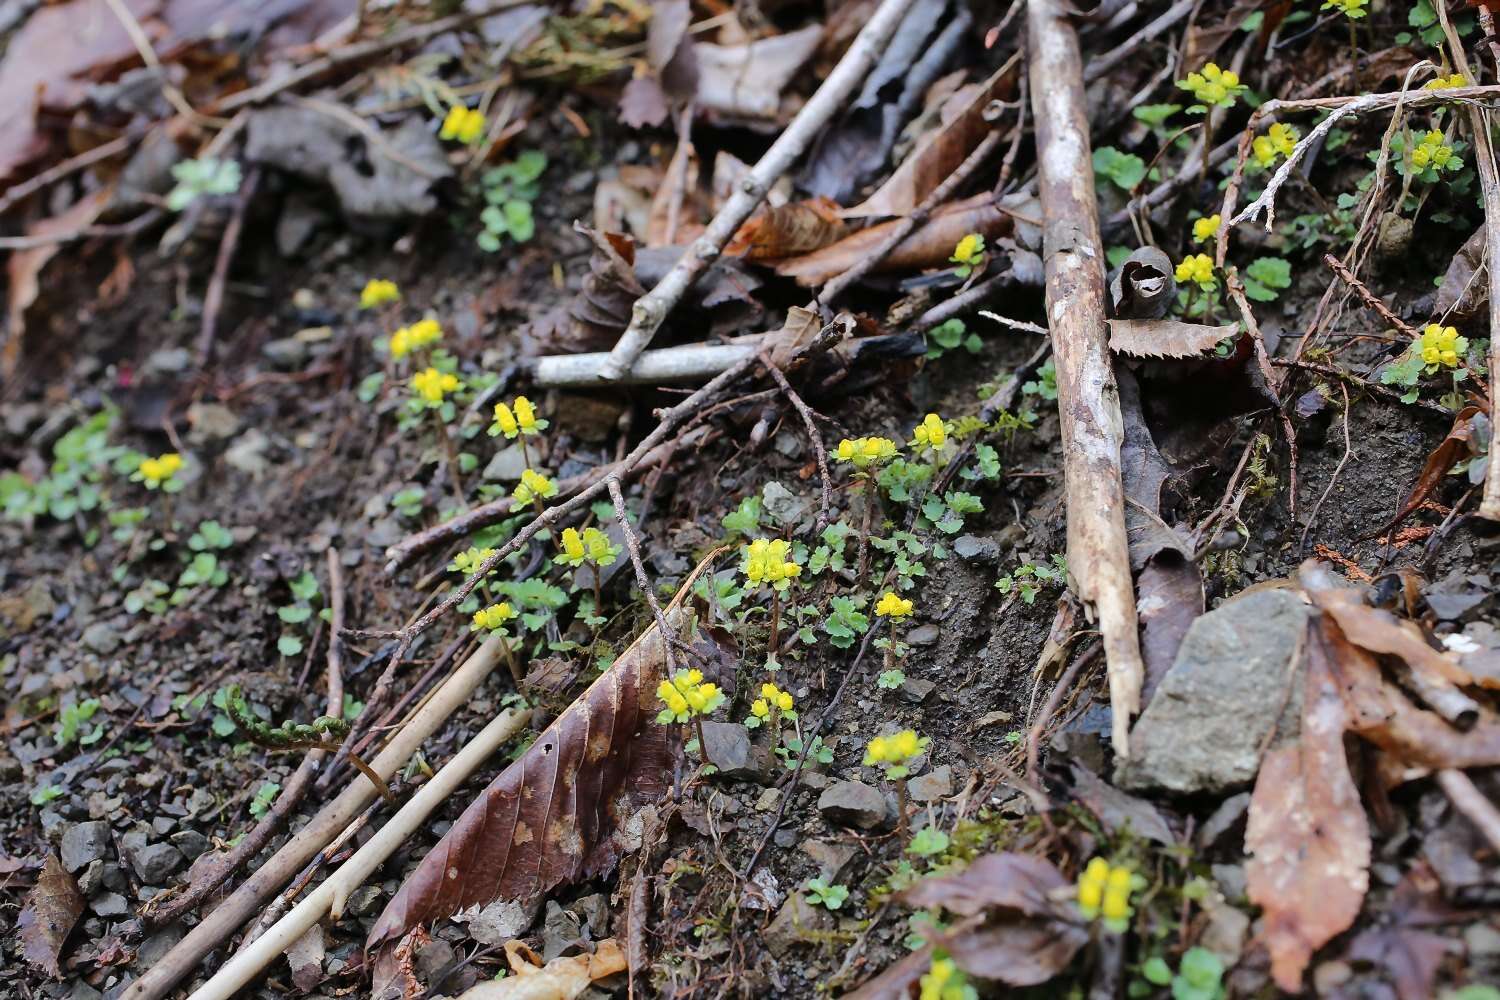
69;983;103;1000
464;898;541;945
138;927;184;967
908;765;953;802
953;534;1000;563
701;722;772;783
1464;921;1500;956
223;429;271;478
818;780;889;829
898;677;936;704
754;787;781;812
483;445;528;482
143;347;191;374
129;842;184;885
76;859;105;895
186;402;241;443
762;481;809;526
347;884;385;917
90;891;129;916
764;892;835;956
802;840;857;880
262;337;308;369
170;829;210;860
61;821;112;872
81;622;120;655
1117;589;1314;795
906;624;940;647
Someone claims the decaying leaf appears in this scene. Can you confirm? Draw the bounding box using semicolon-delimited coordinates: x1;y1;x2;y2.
1435;226;1487;323
530;225;645;354
694;26;822;119
284;923;326;993
900;852;1070;917
774;193;1012;287
1344;864;1462;1000
763;306;821;370
18;853;85;978
1066;762;1177;846
1382;406;1486;537
1108;246;1176;320
1108;319;1238;359
725;198;846;260
1245;617;1371;993
457;939;627;999
3;188;112;378
938;918;1091;987
645;138;702;248
366;600;734;953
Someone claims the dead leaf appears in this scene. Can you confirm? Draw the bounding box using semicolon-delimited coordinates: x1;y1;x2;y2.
1309;584;1473;689
1246;617;1370;993
763;306;821;370
1108;246;1176;320
1382;406;1486;537
3;188;111;378
646;138;701;247
457;939;627;999
844;59;1017;218
284;923;325;993
18;853;85;978
774;193;1012;287
725;198;846;260
937;917;1090;987
531;225;645;354
843;946;936;999
1136;553;1205;703
1345;864;1462;1000
1109;319;1238;359
619;76;670;129
366;601;734;953
1436;226;1487;322
695;26;822;119
1067;762;1177;845
899;852;1070;918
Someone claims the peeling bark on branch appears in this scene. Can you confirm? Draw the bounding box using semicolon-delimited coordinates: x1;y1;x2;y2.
1026;0;1143;756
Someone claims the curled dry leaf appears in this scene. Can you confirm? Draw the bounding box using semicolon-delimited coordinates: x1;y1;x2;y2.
774;193;1012;287
1108;246;1176;320
1435;226;1488;323
366;597;734;953
457;939;627;1000
1108;319;1238;359
1382;406;1486;537
899;851;1070;917
1245;616;1370;994
725;197;847;260
1345;865;1462;1000
18;853;85;978
530;225;645;354
4;188;111;378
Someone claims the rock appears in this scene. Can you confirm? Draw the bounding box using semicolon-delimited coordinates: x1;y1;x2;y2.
953;534;1000;563
1212;863;1247;904
262;337;308;369
540;900;584;961
0;577;54;633
1464;921;1500;956
81;621;120;655
347;884;385;917
464;898;541;945
898;677;935;704
754;787;781;812
569;893;610;938
1426;587;1488;621
762;481;809;526
802;840;857;881
129;842;184;885
701;722;772;783
764;892;835;956
223;429;271;478
906;624;940;647
818;780;889;829
61;821;111;872
143;347;191;374
483;445;528;482
186;402;240;443
772;430;804;460
69;982;103;1000
908;765;953;802
1117;589;1313;795
414;938;457;983
90;891;129;916
170;829;210;861
77;860;105;895
138;926;184;967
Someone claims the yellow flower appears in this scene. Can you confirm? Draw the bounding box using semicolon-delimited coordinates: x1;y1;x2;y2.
1191;214;1221;244
450;546;497;574
557;527;586;566
512;469;557;505
1321;0;1367;18
1174;253;1216;288
136;452;183;489
410;366;460;404
492;402;518;437
1177;62;1244;107
1410;130;1455;172
919;957;971;1000
1102;866;1134;922
1425;72;1467;90
1252;123;1300;167
757;682;795;714
751;698;770;718
359;279;400;310
910;413;949;452
390;318;443;360
875;592;914;619
742;538;801;591
864;729;929;769
835;436;899;470
1077;857;1110;917
440;105;485;144
584;527;618;566
1417;324;1467;369
471;602;518;632
1077;857;1137;930
657;668;725;723
950;233;985;270
491;396;545;439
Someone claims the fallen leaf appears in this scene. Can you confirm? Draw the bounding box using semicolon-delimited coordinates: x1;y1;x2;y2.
842;946;936;999
899;852;1070;918
1135;553;1205;703
695;26;822;119
725;197;846;260
3;188;111;378
1108;246;1176;320
531;225;645;354
1067;762;1177;845
1309;582;1473;689
457;939;627;999
1382;406;1485;537
1245;617;1370;993
763;306;821;370
1108;319;1238;359
1435;226;1487;323
844;59;1018;218
619;76;670;129
18;853;85;978
938;917;1090;987
645;138;701;247
1345;864;1462;1000
284;923;325;993
774;193;1012;287
366;598;734;952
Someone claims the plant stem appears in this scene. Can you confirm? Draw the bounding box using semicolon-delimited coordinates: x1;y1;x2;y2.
769;591;782;655
885;619;897;673
499;633;521;685
894;778;909;838
857;480;875;587
431;409;466;508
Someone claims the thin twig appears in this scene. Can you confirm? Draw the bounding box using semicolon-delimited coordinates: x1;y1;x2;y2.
1321;253;1419;338
599;0;917;379
607;477;677;677
196;167;259;367
1437;769;1500;854
0;130;143;216
758;351;833;534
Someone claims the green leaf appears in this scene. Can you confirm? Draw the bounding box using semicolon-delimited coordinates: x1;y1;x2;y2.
278;604;313;624
906;825;950;857
1142;957;1173;986
1131;103;1182;126
289;571;320;602
1244;256;1291;302
722;495;762;538
277;634;304;657
1093;146;1147;190
1177;948;1224;989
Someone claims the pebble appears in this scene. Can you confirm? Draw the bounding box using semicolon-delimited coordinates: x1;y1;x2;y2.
262;337;309;369
764;893;834;956
129;842;184;885
61;821;112;872
817;780;889;829
701;721;773;783
170;829;211;860
898;677;936;704
81;622;121;655
953;534;1000;563
90;891;129;917
906;624;940;647
908;765;953;802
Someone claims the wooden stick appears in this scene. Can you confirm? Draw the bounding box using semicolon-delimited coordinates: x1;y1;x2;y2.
597;0;916;380
184;707;531;1000
119;637;510;1000
1437;769;1500;854
1027;0;1144;757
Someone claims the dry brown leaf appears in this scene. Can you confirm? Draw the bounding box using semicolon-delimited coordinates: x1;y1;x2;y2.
1309;586;1472;688
366;598;734;953
1246;617;1370;993
457;939;627;999
774;193;1012;287
695;26;822;118
1108;319;1238;359
645;138;701;247
899;852;1070;917
763;306;821;370
3;188;112;378
725;197;846;260
843;60;1017;218
529;225;645;354
938;918;1091;987
1344;863;1462;1000
1382;406;1485;537
18;853;85;978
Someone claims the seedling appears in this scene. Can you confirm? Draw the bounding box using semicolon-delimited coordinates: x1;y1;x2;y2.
56;699;103;748
776;733;833;770
472;601;522;681
276;570;322;658
926;318;982;360
166;157;241;211
949;233;985;279
822;595;870;650
248;781;281;819
491;395;548;468
906;824;950;858
556;526;621;616
477;150;547;250
742;537;801;651
803;878;849;911
877;669;906;690
1138;947;1226;1000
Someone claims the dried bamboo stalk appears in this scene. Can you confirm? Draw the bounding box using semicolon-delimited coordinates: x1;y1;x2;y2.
1027;0;1144;756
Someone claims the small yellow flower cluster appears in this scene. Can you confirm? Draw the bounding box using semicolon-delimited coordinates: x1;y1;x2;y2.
1321;0;1367;18
875;591;914;619
1253;123;1299;168
491;396;545;439
1191;214;1221;244
835;436;898;470
1177;63;1244;107
512;469;557;505
743;538;801;591
1174;253;1216;289
136;452;183;489
1077;857;1138;930
656;668;725;724
1418;324;1468;368
1410;130;1455;171
1426;72;1468;90
864;729;928;768
909;413;949;452
471;601;518;632
440;105;485;144
389;318;443;360
557;526;618;568
451;546;497;574
951;233;984;266
410;366;460;404
359;279;400;310
918;957;970;1000
751;681;795;721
